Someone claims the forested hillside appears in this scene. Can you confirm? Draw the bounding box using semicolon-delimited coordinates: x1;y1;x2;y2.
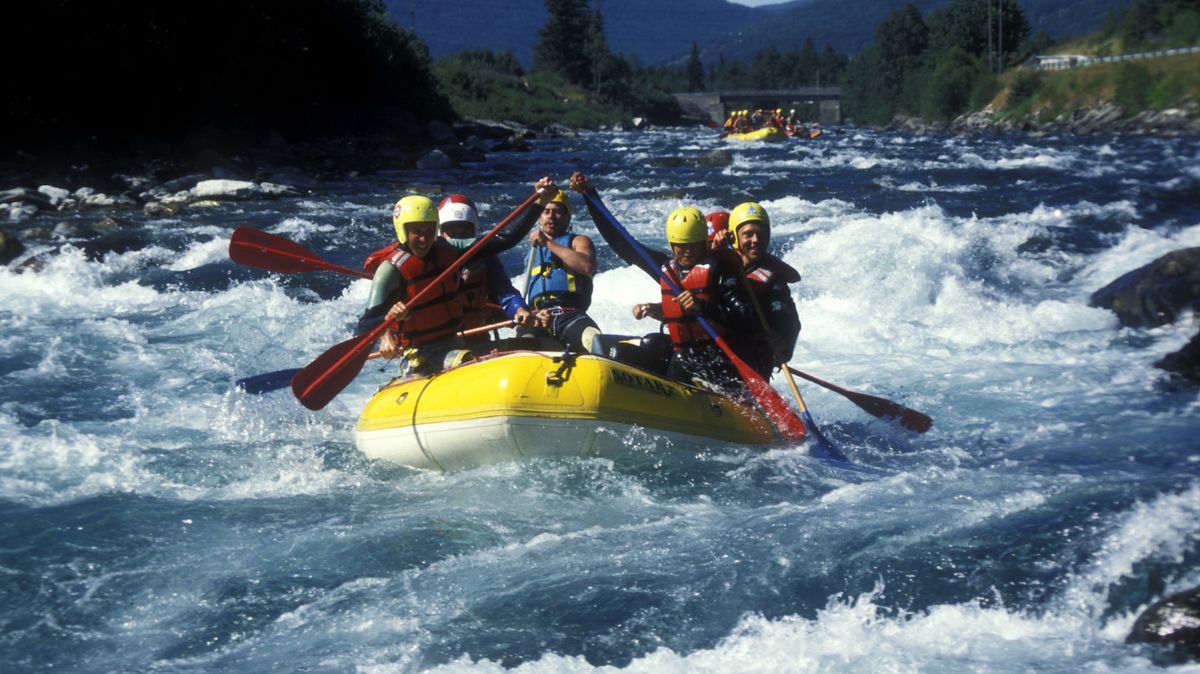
2;0;451;161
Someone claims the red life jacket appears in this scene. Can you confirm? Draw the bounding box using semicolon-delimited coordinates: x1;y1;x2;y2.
659;258;727;349
363;242;400;275
388;242;463;347
742;255;801;301
459;260;490;332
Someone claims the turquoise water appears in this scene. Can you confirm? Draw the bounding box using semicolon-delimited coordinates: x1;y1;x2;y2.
2;128;1198;672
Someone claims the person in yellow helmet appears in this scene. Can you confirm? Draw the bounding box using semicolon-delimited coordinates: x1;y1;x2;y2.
517;177;603;353
570;173;756;394
724;201;802;377
357;187;545;377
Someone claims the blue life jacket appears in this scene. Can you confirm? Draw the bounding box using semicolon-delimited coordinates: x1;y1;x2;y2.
525;233;592;311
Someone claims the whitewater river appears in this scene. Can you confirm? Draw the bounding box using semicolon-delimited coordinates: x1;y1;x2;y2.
2;128;1199;672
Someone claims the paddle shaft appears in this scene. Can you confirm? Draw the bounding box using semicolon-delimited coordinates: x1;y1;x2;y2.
292;190;543;410
238;320;519;395
579;189;806;441
736;267;843;458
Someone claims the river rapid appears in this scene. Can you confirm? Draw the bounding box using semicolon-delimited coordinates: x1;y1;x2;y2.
2;128;1199;673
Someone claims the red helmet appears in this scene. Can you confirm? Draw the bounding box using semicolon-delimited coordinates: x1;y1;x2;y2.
705;211;730;235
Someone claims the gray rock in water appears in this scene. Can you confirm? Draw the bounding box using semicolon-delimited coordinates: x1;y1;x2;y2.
37;185;71;208
144;202;183;217
1127;586;1200;664
1089;248;1200;328
52;222;92;239
427;120;459;145
0;230;25;265
543;123;577;138
192;179;258;200
697;149;734;167
1155;330;1200;380
0;187;52;209
415;149;457;170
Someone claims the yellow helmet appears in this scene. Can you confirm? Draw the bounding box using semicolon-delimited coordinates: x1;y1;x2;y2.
665;207;707;245
392;195;438;244
729;201;769;249
545;189;571;216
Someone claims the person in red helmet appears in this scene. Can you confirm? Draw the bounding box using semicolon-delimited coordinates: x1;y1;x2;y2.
705;211;730;253
570;173;757;395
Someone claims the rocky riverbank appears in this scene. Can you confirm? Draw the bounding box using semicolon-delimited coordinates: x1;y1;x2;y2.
0;118;553;268
886;101;1200;137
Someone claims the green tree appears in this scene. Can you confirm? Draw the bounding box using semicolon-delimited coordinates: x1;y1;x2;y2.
926;0;1029;70
585;5;613;94
919;47;989;121
818;43;848;86
687;43;705;92
533;0;592;85
797;38;820;86
874;3;929;115
751;47;785;88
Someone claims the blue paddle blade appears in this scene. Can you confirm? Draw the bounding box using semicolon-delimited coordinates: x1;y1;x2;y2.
236;368;301;395
801;410;848;462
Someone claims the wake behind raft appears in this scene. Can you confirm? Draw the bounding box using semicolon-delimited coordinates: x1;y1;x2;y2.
353;341;784;471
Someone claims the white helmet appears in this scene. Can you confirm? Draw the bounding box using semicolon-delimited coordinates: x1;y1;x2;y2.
437;194;478;231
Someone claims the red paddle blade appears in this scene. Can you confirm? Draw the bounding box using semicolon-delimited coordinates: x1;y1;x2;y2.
229;228;372;278
291;333;374;410
733;359;807;441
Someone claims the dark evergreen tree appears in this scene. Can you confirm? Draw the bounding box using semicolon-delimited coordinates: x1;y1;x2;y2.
818;43;848;86
687;43;706;92
927;0;1029;69
797;38;820;86
533;0;592;85
585;5;612;94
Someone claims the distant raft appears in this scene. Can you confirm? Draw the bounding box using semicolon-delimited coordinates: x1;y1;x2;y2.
724;127;788;142
354;349;778;471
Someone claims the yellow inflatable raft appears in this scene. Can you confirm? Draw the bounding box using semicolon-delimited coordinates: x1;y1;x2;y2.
354;350;775;471
724;127;787;142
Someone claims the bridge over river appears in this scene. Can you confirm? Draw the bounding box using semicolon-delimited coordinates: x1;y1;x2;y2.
673;88;842;126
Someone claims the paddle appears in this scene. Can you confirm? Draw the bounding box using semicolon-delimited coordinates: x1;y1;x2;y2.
235;319;516;395
577;189;808;442
290;191;543;410
787;366;932;433
229;227;374;278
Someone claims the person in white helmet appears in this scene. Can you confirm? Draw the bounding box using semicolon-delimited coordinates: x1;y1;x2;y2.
358;186;549;377
435;192;537;343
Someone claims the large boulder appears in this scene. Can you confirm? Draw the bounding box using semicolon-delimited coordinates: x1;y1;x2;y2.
1127;586;1200;664
1089;248;1200;328
1155;331;1200;381
0;230;24;265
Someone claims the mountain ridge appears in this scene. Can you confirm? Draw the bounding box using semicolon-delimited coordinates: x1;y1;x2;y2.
394;0;1136;69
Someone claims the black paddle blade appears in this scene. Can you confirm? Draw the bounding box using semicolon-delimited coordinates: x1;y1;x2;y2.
788;366;932;433
236;368;301;395
291;334;374;411
836;386;932;433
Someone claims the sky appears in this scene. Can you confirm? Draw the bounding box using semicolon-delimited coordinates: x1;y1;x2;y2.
729;0;790;5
